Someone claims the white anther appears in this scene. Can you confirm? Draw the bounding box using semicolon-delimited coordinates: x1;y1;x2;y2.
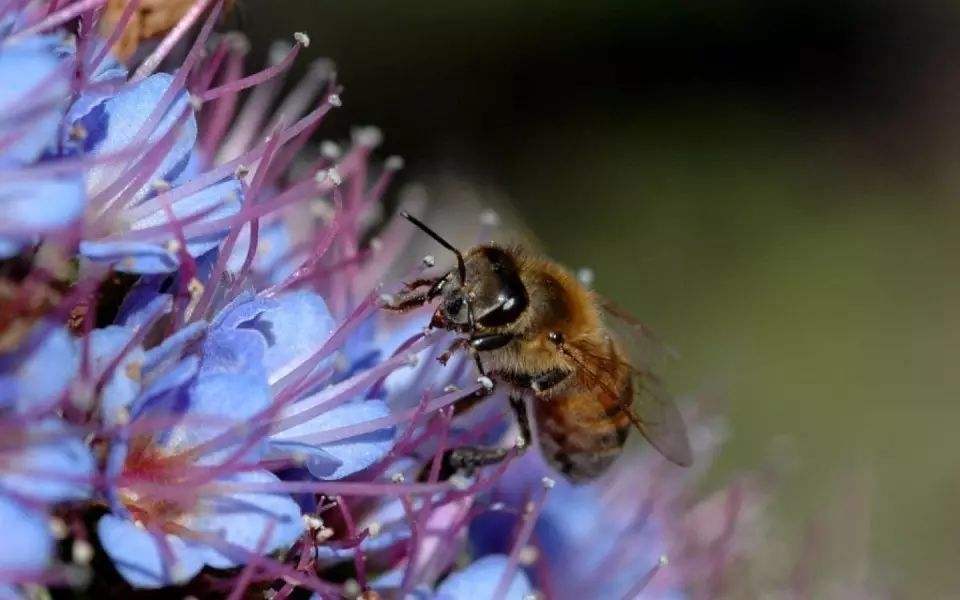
379;293;396;306
541;476;555;489
385;155;405;170
443;384;461;394
49;517;69;540
390;472;406;483
235;164;250;178
320;140;343;159
226;32;250;54
302;515;323;529
477;375;494;391
69;540;91;564
366;521;382;537
518;545;539;566
659;554;669;566
449;474;471;491
352;126;383;148
327;167;343;186
293;31;311;47
343;578;361;598
150;179;171;193
327;93;343;107
480;209;500;226
422;254;436;267
577;267;595;286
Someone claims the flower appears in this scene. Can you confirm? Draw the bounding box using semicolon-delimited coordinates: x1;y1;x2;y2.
0;1;761;597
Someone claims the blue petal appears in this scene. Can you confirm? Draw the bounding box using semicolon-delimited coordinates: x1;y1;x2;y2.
0;420;94;503
187;470;303;570
0;176;85;257
81;326;146;425
130;178;243;258
0;497;52;573
435;555;532;600
142;320;206;375
0;323;78;413
115;280;171;328
210;291;277;331
132;355;198;420
157;371;271;464
80;239;179;274
0;34;70;164
270;399;395;480
199;328;267;379
75;73;197;200
97;515;204;589
227;218;295;284
258;290;336;384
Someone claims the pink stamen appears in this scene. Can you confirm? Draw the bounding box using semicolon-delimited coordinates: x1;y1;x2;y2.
9;0;108;38
199;42;301;103
131;0;220;82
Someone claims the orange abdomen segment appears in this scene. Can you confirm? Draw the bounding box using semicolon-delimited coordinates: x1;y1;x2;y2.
534;383;632;482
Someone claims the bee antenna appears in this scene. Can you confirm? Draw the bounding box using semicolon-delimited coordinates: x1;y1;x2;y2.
400;211;467;283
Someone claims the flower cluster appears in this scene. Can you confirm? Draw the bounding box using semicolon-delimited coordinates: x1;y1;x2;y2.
0;2;757;598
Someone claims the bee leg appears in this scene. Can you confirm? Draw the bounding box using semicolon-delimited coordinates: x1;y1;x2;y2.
435;446;510;480
382;276;446;312
509;394;532;452
427;395;531;481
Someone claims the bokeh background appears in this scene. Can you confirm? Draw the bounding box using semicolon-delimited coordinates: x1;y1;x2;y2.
240;2;960;595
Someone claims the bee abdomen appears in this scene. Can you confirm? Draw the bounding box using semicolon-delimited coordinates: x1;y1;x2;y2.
534;391;631;482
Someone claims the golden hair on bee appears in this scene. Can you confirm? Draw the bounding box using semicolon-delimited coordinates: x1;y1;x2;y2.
385;212;692;482
100;0;238;60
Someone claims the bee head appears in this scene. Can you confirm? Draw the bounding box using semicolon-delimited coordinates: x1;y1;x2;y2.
400;213;528;334
434;246;528;331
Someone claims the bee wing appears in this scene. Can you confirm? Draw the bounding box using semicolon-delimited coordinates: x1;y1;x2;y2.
627;369;693;467
595;294;678;371
562;325;693;468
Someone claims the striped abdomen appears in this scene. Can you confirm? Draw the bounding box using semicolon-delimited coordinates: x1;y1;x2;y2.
534;379;633;482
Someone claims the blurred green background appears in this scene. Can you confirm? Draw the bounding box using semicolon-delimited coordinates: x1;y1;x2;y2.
242;1;960;595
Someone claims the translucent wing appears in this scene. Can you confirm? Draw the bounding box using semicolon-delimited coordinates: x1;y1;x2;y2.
560;302;693;467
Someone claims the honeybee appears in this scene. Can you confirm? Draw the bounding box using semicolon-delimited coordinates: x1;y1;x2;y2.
385;213;692;481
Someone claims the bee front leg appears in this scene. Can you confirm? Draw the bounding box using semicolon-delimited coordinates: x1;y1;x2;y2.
427;394;532;481
381;276;445;312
